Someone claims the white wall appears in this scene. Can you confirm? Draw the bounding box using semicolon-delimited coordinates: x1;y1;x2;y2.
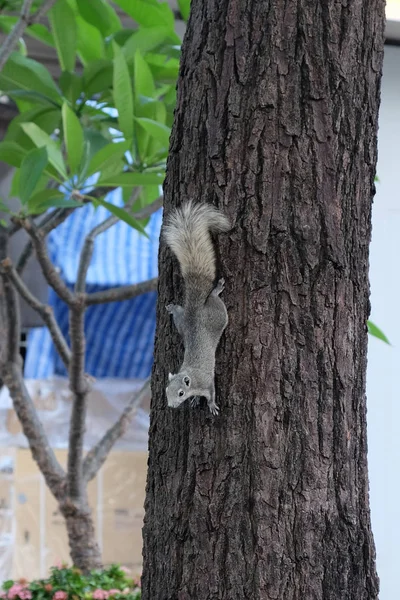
368;43;400;600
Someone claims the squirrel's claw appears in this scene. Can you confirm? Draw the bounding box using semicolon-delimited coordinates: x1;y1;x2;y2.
208;402;219;416
190;396;200;408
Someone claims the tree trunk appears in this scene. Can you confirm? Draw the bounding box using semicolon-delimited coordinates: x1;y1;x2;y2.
142;0;385;598
60;495;102;572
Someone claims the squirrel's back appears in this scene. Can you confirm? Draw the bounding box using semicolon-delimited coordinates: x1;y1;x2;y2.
163;201;229;283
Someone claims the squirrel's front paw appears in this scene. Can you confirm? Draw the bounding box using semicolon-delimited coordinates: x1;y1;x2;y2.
190;396;200;408
166;303;174;313
208;401;219;416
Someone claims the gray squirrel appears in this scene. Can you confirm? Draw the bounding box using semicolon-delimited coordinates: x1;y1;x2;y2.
163;200;230;415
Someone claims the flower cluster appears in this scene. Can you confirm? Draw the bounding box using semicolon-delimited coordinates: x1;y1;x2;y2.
0;565;141;600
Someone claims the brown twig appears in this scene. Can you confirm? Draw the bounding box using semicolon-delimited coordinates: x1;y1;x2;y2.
75;188;153;293
75;214;119;293
85;277;158;305
0;0;57;71
19;218;75;305
67;298;89;500
16;208;76;275
83;378;151;482
2;258;71;369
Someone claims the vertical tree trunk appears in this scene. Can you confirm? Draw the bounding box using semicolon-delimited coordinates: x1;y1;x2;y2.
142;0;385;598
60;494;102;572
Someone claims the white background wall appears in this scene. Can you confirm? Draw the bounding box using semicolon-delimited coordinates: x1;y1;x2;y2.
368;43;400;600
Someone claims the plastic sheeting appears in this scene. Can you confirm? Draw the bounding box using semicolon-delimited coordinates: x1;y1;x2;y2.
0;377;150;451
0;378;150;584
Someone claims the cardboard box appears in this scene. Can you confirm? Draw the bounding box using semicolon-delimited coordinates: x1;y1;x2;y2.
7;448;147;581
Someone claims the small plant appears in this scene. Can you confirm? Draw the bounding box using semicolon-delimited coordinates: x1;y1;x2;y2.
0;564;141;600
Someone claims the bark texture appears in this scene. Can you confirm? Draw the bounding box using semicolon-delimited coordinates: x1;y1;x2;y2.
142;0;385;599
60;495;102;572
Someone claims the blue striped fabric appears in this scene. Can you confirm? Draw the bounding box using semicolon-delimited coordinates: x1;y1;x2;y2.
24;188;162;379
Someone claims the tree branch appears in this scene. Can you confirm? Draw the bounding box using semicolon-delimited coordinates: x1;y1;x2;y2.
19;218;76;305
16;208;76;275
67;298;89;500
0;229;65;499
85;277;158;305
0;0;57;71
1;363;66;499
83;378;151;482
75;214;118;293
1;258;71;369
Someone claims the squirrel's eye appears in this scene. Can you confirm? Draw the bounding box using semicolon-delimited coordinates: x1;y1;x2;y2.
178;390;185;397
183;377;190;387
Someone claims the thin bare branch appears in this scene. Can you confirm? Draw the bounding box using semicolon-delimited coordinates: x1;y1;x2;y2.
85;277;158;305
16;208;76;275
75;214;118;293
2;258;71;369
1;363;66;499
67;299;89;500
0;272;20;364
75;188;149;293
18;218;75;305
83;378;151;482
0;0;57;71
133;195;163;219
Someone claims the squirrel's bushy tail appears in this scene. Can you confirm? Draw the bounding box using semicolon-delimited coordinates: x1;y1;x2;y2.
164;201;230;283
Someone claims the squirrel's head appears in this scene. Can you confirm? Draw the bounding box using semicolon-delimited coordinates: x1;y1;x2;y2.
166;371;192;408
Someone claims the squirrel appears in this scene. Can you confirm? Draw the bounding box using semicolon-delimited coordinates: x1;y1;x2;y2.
163;200;230;415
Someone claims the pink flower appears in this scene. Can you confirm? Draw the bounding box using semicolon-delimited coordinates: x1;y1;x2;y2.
52;592;68;600
18;592;32;600
92;591;109;600
7;584;26;599
120;566;131;575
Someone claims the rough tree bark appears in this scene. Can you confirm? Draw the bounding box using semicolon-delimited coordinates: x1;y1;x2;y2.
142;0;385;599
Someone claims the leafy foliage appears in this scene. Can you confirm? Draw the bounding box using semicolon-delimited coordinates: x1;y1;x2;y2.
0;0;181;227
0;564;141;599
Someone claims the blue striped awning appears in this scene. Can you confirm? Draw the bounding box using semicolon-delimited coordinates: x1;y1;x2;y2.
24;188;162;379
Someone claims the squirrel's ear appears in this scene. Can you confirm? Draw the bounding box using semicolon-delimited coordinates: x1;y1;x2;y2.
168;372;174;381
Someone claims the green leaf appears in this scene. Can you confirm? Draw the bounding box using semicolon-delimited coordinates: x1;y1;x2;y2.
49;0;77;72
19;147;48;206
26;23;54;47
10;169;20;198
76;15;105;64
0;15;18;33
367;320;391;345
83;60;113;97
4;89;60;108
146;54;180;82
135;117;170;148
90;196;149;236
124;27;174;59
86;141;130;178
27;188;66;212
59;71;82;104
0;141;26;168
0;199;11;214
134;50;156;101
21;123;67;179
0;52;61;104
113;42;134;140
62;103;84;176
31;196;82;213
113;0;174;29
177;0;191;21
97;171;165;187
76;0;121;36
